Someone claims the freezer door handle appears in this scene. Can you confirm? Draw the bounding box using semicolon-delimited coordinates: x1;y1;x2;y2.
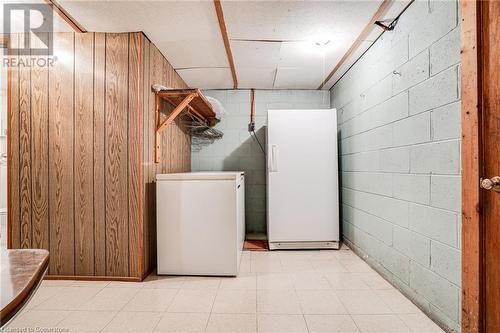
270;144;278;172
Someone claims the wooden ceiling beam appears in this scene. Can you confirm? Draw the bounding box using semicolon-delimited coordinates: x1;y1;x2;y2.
214;0;238;89
317;0;393;90
45;0;87;33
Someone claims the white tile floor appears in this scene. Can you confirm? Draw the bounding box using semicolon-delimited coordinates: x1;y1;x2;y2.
5;247;445;333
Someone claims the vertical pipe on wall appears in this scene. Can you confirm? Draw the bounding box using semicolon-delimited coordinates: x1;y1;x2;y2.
248;89;255;132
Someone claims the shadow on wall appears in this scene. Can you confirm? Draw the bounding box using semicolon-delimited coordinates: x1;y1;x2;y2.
337;129;344;242
223;127;267;235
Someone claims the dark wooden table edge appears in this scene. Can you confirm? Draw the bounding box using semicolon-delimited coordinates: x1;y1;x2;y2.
0;252;49;327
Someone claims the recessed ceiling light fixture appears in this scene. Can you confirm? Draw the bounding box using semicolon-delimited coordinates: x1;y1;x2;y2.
311;39;332;55
314;39;331;47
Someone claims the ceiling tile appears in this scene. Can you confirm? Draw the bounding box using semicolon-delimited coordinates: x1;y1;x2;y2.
56;0;396;90
278;41;343;73
177;67;233;89
222;0;382;41
236;67;276;89
157;40;228;69
59;1;221;39
274;67;324;90
58;0;228;84
231;40;281;69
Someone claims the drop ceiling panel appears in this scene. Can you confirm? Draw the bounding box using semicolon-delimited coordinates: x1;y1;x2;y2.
232;41;281;69
156;40;228;69
222;0;383;41
177;67;233;89
274;67;324;90
222;0;384;89
55;0;403;90
278;41;343;74
58;0;227;70
59;1;220;39
237;67;276;89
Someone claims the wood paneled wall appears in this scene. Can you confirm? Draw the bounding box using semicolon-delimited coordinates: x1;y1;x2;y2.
141;37;191;276
8;32;191;279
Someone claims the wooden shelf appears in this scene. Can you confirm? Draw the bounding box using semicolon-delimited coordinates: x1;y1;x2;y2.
155;89;218;163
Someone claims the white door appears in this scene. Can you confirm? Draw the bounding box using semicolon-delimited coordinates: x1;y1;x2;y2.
267;109;339;242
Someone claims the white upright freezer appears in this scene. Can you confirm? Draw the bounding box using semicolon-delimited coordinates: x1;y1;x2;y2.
156;172;245;276
267;109;339;250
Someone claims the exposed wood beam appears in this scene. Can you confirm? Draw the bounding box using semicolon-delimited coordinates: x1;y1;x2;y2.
460;0;482;332
214;0;238;89
44;0;87;33
317;0;393;90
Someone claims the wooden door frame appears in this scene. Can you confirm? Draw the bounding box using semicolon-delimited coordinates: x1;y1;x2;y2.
461;0;488;332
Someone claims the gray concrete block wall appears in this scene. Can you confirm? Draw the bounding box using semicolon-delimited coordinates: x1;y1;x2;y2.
330;1;461;332
192;89;330;234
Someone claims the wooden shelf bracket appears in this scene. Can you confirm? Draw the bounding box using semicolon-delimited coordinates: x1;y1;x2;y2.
154;89;218;163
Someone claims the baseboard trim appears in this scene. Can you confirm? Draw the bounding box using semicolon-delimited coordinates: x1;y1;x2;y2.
44;275;142;282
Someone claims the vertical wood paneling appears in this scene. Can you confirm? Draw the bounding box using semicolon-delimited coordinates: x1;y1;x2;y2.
146;45;161;272
9;31;191;279
30;33;49;250
93;32;106;276
9;34;21;249
142;38;151;276
19;33;32;249
105;33;130;277
49;32;75;275
74;32;95;275
128;32;142;276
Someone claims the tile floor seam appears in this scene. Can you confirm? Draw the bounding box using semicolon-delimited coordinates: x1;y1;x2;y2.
150;309;170;332
60;309;117;333
33;285;106;311
395;313;415;333
290;264;312;333
98;309;121;333
203;284;218;333
396;313;418;333
302;313;312;333
255;272;258;333
29;309;73;331
349;313;363;333
112;287;143;312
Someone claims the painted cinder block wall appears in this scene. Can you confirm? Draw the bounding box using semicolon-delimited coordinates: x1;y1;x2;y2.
330;0;461;332
192;90;330;234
